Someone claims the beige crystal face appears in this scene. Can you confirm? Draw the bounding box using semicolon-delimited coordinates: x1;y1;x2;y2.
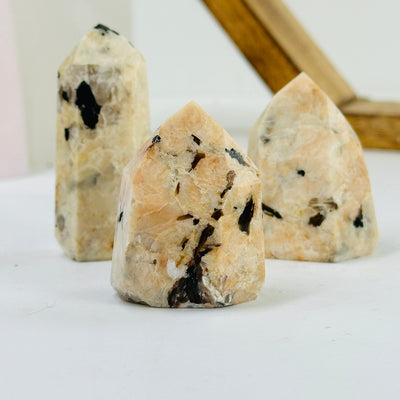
111;102;265;308
248;73;378;262
55;25;150;261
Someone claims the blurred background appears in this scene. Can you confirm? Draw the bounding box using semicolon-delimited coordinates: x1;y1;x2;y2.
2;0;400;177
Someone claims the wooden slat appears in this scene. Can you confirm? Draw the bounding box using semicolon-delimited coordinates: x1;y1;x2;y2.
202;0;400;150
201;0;299;93
341;99;400;117
245;0;355;105
202;0;355;105
342;100;400;149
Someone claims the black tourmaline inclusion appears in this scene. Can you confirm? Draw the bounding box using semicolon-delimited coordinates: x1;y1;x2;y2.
309;213;325;227
353;208;364;228
168;224;215;307
262;203;282;219
220;170;236;198
62;91;69;102
94;24;119;36
177;214;193;221
191;134;201;145
211;209;223;220
238;197;255;234
190;152;205;171
75;81;101;130
225;148;249;166
307;197;338;227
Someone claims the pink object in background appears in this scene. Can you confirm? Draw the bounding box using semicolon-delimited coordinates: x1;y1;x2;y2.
0;0;28;178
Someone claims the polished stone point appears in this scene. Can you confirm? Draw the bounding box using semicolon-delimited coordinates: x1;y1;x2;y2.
55;25;150;261
111;101;265;307
248;73;378;262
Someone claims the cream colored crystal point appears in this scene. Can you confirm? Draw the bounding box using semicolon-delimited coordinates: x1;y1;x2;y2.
55;24;150;261
248;73;378;262
111;101;265;307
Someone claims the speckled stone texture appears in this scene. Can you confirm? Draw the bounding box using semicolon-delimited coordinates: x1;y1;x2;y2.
55;24;150;261
248;73;378;262
111;101;265;307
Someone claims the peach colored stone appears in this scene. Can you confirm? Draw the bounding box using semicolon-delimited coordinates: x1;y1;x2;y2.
248;73;378;262
112;101;265;307
55;24;150;261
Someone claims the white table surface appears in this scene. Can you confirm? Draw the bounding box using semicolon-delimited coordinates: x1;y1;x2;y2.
1;143;400;400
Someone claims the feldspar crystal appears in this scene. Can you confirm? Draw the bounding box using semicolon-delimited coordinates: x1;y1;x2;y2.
248;73;378;262
55;24;150;261
111;101;265;307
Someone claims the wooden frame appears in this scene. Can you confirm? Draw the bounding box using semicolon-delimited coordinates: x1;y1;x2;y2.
202;0;400;150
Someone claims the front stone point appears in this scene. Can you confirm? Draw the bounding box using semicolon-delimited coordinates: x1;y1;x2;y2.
111;101;265;307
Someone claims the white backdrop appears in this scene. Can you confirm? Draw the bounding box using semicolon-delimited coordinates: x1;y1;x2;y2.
5;0;400;174
134;0;400;129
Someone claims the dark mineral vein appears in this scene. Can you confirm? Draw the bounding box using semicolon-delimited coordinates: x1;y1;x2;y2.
62;90;69;102
190;152;205;171
181;238;189;250
75;81;102;130
168;224;215;307
152;135;161;143
177;214;193;221
94;23;120;35
225;148;249;166
308;197;338;227
220;170;236;198
309;213;325;227
297;169;305;176
261;135;270;144
309;197;338;212
262;203;282;219
58;86;69;103
353;207;364;228
211;209;223;220
324;199;338;210
239;197;255;234
191;134;201;145
261;119;275;144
